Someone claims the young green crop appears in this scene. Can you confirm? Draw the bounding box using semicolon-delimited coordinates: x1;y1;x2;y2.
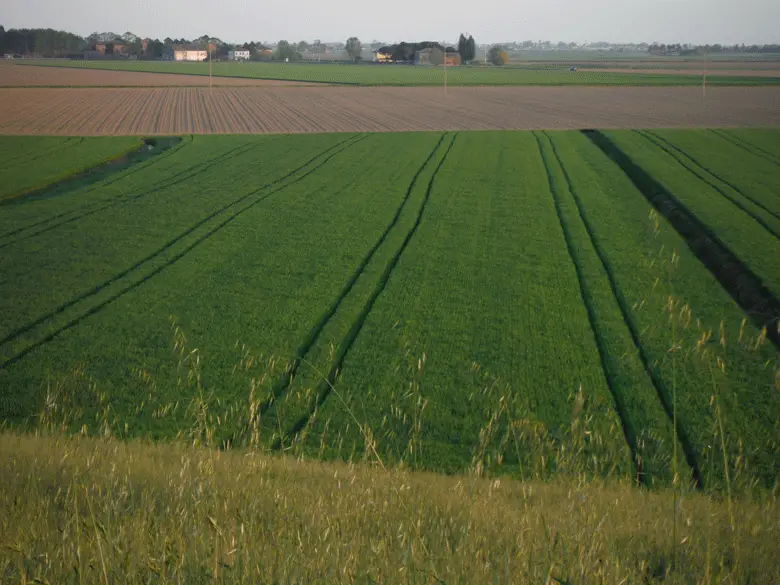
16;61;780;86
536;131;686;486
0;132;354;420
0;132;447;437
644;129;780;219
0;136;143;200
603;130;780;302
0;131;777;488
716;128;780;160
307;131;633;476
547;130;780;487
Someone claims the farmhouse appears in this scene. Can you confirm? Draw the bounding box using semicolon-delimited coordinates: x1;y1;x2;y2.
228;49;250;60
415;48;462;66
375;42;461;65
373;47;394;63
92;42;127;56
172;44;207;61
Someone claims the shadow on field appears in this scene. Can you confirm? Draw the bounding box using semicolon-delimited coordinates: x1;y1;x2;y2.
583;129;780;350
0;137;181;207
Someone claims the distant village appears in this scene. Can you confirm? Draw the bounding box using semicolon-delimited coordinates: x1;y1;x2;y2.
3;27;780;63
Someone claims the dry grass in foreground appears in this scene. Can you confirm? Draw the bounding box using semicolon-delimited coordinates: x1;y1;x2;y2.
1;432;778;584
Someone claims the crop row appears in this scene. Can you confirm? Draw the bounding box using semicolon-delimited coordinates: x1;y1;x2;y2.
602;130;780;303
547;130;779;487
299;131;635;476
0;130;777;487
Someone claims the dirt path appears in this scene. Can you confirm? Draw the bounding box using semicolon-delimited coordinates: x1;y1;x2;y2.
1;86;778;134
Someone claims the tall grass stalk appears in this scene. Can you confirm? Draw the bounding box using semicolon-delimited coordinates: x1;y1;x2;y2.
1;432;778;584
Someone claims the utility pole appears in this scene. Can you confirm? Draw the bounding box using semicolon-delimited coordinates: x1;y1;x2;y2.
703;45;708;98
209;40;213;94
443;40;448;97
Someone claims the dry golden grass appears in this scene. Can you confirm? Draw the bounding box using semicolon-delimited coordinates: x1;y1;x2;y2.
1;431;778;584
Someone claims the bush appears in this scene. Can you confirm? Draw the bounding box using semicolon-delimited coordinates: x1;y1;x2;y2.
488;46;509;66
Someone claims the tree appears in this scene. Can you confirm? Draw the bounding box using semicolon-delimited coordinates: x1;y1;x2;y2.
457;34;477;63
488;46;509;66
128;38;143;56
148;39;164;59
312;39;322;61
466;35;476;62
346;37;362;61
274;40;301;61
458;33;467;62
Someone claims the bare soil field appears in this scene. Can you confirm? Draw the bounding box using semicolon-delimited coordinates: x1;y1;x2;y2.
0;64;315;87
0;86;778;134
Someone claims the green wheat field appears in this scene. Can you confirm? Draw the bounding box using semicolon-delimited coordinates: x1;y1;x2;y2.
15;59;780;86
0;128;779;583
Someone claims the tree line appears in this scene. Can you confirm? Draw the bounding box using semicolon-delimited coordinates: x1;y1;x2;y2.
3;24;778;61
0;26;85;56
649;42;780;55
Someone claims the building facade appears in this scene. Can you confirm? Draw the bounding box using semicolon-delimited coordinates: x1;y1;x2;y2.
172;45;207;61
228;50;250;60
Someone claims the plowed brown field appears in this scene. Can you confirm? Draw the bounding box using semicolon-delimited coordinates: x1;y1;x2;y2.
1;86;779;134
0;64;316;87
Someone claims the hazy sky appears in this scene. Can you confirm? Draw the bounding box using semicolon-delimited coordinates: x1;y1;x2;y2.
4;0;779;45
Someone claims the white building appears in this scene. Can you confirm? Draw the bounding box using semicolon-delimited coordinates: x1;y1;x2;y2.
173;45;207;61
228;50;250;60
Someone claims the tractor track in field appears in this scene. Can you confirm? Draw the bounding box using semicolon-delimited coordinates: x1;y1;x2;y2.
277;133;459;449
0;138;269;248
0;138;253;244
642;130;780;221
0;138;183;207
535;131;644;486
584;129;780;351
709;129;780;167
542;130;704;489
0;136;189;237
635;130;780;237
238;132;451;440
0;135;366;370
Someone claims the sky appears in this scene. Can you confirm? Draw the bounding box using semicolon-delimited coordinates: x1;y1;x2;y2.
3;0;779;45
